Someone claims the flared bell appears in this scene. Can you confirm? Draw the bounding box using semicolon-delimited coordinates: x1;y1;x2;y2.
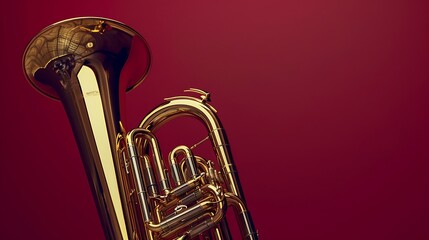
23;17;150;99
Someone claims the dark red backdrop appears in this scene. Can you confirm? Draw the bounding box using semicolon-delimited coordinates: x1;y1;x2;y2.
2;0;429;239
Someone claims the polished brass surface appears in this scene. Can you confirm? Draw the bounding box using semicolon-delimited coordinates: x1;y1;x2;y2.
23;17;257;239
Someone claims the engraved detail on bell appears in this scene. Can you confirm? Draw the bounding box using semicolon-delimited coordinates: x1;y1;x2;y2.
23;19;98;77
85;91;100;96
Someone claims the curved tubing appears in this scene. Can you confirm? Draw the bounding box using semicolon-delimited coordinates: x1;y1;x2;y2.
139;96;245;199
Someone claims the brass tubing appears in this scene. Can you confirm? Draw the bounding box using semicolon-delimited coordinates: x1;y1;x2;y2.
166;213;213;240
186;206;225;239
158;190;203;212
179;156;209;184
225;193;258;240
116;135;145;240
127;129;170;194
148;200;212;232
213;226;223;240
186;219;217;239
216;219;232;240
139;97;258;239
161;193;214;223
142;155;158;197
170;145;199;180
127;136;151;222
180;158;189;182
139;98;243;198
178;155;208;183
168;151;184;186
175;186;226;239
180;190;203;206
195;156;210;177
153;176;204;225
159;185;226;239
168;174;202;199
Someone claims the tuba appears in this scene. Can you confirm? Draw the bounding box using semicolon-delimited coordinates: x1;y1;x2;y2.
23;17;257;240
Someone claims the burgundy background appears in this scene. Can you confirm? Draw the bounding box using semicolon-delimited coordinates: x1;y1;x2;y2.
1;0;429;239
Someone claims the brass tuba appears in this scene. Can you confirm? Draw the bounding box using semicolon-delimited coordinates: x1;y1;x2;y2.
23;17;258;240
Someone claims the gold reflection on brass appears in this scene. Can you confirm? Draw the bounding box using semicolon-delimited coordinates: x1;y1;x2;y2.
78;66;128;239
